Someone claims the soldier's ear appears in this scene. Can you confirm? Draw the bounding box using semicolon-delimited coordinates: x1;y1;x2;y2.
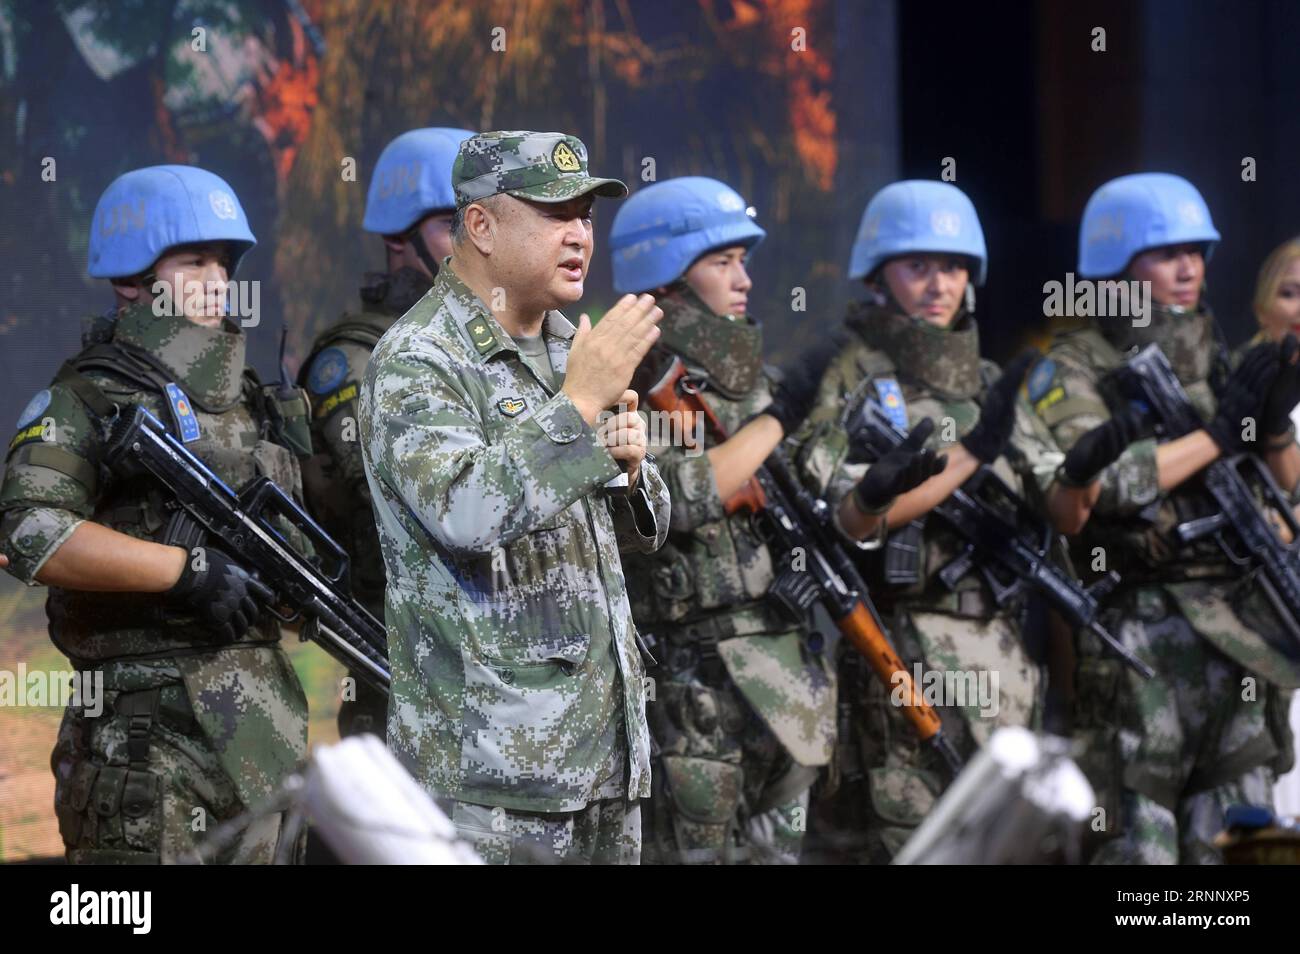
111;278;142;303
462;202;497;256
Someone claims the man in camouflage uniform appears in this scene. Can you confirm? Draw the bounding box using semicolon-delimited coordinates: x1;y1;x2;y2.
299;127;472;739
794;180;1135;863
607;176;935;863
0;166;313;864
359;131;670;864
1030;173;1300;863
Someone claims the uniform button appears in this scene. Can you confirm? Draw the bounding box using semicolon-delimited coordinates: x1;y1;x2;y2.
500;668;515;685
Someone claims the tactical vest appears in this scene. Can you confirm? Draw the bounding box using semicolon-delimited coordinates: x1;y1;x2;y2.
625;290;837;769
43;320;311;664
625;343;782;628
828;304;1046;619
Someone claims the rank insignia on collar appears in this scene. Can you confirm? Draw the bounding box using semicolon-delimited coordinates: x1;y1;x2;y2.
467;317;496;355
497;397;527;417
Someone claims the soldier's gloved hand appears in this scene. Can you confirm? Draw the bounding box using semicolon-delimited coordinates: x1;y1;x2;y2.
851;417;948;512
1207;341;1280;454
167;547;275;642
960;350;1036;464
1059;407;1150;486
1261;333;1300;439
764;333;843;437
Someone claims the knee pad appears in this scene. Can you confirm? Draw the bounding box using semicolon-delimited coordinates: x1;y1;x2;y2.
655;755;744;863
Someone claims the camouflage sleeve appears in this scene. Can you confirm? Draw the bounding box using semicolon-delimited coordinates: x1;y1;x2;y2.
790;417;885;549
1030;352;1159;515
1009;393;1066;496
307;340;369;489
792;418;862;510
363;346;622;555
0;383;101;584
789;353;882;549
316;393;369;493
607;456;670;553
302;342;380;565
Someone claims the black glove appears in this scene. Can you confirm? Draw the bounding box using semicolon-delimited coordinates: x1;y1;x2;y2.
764;334;843;436
167;547;274;642
1207;341;1280;454
1060;407;1150;486
960;350;1037;464
1262;333;1300;439
852;417;948;512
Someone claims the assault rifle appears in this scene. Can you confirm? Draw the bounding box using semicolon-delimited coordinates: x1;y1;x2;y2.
646;356;964;777
104;405;390;693
849;399;1154;680
1117;343;1300;646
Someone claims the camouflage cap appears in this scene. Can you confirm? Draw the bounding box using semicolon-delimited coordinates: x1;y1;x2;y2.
452;131;628;208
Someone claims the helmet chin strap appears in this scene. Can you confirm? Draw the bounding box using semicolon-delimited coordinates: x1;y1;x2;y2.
861;278;895;313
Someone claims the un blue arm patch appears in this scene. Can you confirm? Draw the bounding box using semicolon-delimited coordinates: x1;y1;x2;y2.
308;347;350;395
16;389;51;429
1027;357;1057;403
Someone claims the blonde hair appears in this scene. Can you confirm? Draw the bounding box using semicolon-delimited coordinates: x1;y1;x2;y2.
1253;237;1300;328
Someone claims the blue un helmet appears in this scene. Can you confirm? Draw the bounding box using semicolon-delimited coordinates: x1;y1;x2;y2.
363;127;474;277
848;180;987;286
1077;172;1220;278
363;127;475;234
88;165;257;279
608;176;766;294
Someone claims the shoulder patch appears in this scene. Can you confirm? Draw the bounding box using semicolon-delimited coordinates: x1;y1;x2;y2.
313;381;361;420
1033;386;1066;417
1027;357;1057;403
308;347;350;395
16;389;51;429
8;423;46;454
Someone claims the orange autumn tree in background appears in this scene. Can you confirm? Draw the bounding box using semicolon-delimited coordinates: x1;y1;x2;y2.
276;0;839;364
